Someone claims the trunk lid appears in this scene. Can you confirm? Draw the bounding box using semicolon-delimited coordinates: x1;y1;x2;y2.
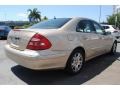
7;29;57;51
7;29;36;51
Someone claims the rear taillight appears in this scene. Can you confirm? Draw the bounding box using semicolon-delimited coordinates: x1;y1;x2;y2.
27;33;52;50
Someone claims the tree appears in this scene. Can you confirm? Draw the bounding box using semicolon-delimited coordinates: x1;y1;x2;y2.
27;8;41;23
107;13;120;29
43;16;48;20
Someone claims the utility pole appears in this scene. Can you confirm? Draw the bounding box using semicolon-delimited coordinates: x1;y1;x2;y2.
4;13;7;21
115;15;117;28
99;5;101;23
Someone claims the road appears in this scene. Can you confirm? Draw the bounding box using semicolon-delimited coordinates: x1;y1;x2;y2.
0;40;120;85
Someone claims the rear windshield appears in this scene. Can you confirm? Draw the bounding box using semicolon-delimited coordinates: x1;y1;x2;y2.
29;18;71;29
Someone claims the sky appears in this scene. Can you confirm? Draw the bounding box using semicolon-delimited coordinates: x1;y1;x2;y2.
0;5;113;22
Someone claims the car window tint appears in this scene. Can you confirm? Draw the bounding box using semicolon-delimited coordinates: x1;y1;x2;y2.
76;20;95;33
102;26;110;29
29;18;71;29
93;22;104;34
106;26;110;29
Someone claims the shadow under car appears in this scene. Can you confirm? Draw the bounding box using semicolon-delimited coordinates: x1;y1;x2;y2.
11;52;120;85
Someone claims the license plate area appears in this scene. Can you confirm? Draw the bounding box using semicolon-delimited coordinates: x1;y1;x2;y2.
10;37;20;46
7;29;36;51
9;31;21;47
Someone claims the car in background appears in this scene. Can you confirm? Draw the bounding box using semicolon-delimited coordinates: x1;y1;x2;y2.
0;25;11;39
101;24;120;42
5;18;117;74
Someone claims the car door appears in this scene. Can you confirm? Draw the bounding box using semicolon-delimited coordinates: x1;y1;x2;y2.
76;20;102;59
92;21;113;53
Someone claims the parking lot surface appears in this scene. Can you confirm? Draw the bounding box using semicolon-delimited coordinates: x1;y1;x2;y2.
0;40;120;85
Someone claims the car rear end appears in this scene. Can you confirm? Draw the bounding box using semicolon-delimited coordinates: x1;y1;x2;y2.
5;29;70;69
5;18;72;70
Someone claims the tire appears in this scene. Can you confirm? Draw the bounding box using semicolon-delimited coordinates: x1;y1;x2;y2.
110;42;117;55
65;49;85;74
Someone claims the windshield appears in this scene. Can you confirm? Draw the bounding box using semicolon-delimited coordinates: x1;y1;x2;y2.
29;18;71;29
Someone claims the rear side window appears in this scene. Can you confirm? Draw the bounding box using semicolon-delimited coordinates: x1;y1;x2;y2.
76;20;95;33
102;26;110;29
93;22;105;34
29;18;71;29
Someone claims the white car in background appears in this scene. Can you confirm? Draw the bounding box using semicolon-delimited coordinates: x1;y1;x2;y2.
5;17;117;74
101;24;120;42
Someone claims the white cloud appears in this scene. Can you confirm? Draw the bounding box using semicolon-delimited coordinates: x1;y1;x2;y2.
17;13;28;18
17;12;28;20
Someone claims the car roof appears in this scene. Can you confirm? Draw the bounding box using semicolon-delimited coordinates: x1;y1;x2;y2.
72;17;94;20
72;17;100;23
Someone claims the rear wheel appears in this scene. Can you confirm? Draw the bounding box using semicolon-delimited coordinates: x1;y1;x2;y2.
110;42;117;55
65;49;84;74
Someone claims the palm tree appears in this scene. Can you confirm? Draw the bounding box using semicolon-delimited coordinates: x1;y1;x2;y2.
27;8;41;22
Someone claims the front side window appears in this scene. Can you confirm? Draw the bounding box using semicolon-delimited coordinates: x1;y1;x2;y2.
29;18;71;29
76;20;95;33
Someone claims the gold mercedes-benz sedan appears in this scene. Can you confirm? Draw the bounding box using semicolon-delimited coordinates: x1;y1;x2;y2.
5;17;117;74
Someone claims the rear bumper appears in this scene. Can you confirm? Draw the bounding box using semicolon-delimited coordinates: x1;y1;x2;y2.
5;45;69;70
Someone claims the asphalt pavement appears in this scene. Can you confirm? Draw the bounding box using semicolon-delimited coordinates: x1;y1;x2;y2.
0;40;120;85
